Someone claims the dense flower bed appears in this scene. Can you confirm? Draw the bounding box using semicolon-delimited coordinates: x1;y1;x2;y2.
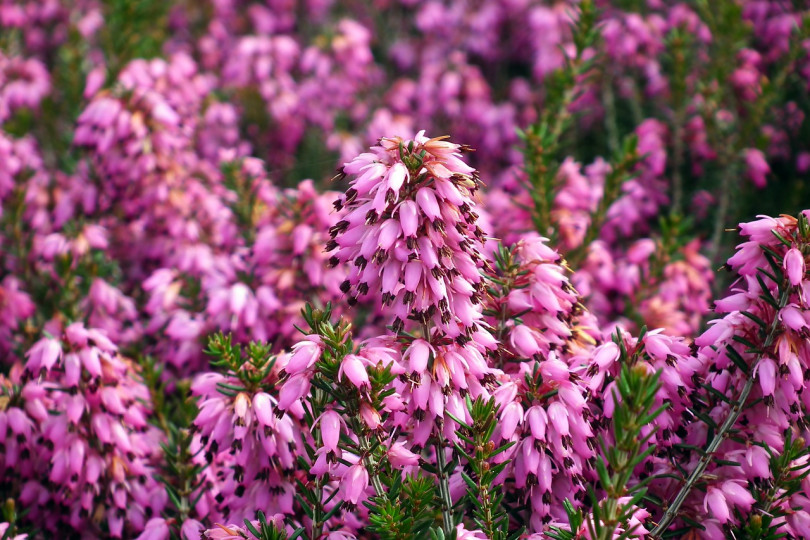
1;0;810;539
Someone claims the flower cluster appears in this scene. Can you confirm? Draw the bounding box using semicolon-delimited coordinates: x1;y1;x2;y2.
1;324;164;537
328;131;489;340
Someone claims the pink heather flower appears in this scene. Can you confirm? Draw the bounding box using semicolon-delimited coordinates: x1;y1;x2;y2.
326;533;358;540
403;338;433;374
387;442;421;468
784;248;805;286
779;304;807;332
744;148;770;188
755;357;777;396
509;324;542;357
340;463;369;504
286;337;324;375
319;409;343;453
0;523;26;540
720;480;755;512
455;524;489;539
327;131;488;340
202;524;251;539
359;402;381;429
704;486;730;523
180;519;205;540
338;354;370;390
252;392;275;426
728;445;771;479
278;373;312;410
24;337;62;373
83;66;106;99
7;324;165;535
192;358;301;520
135;518;170;540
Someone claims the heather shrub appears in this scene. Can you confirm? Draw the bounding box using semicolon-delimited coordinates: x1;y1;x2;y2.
1;1;810;539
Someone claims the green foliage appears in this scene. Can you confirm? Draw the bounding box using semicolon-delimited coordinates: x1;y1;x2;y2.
155;426;208;532
100;0;171;77
221;160;265;244
243;511;305;540
367;474;437;540
449;396;522;540
482;243;530;367
0;498;31;539
205;333;276;393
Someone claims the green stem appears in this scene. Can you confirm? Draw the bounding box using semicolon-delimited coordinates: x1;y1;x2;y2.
310;387;327;540
671;111;685;217
474;452;497;539
708;156;735;270
435;435;455;535
358;430;386;498
602;75;620;156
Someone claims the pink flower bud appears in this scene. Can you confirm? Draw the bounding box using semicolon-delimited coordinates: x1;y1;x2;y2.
340;463;369;504
784;248;805;286
310;449;330;476
721;480;755;511
320;409;342;453
278;373;312;410
592;342;620;368
399;200;418;236
386;162;408;193
756;357;776;396
25;338;62;373
547;401;569;436
360;403;381;429
339;354;370;390
135;517;170;540
526;406;547;441
705;487;729;523
252;392;274;426
510;325;540;357
779;305;807;331
377;219;401;250
180;519;204;540
500;401;523;439
405;339;432;374
292;224;313;255
744;148;769;189
288;340;322;376
415;187;441;221
84;66;106;99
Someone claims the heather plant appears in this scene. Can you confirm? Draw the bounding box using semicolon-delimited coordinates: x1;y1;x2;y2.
3;0;810;539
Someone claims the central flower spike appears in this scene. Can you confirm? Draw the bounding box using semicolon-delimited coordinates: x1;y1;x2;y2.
327;131;488;341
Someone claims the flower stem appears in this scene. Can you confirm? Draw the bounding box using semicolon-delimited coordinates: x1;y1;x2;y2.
358;430;386;497
435;434;454;535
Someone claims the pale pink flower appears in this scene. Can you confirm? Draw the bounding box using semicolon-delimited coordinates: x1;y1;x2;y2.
784;248;805;287
340;463;369;504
